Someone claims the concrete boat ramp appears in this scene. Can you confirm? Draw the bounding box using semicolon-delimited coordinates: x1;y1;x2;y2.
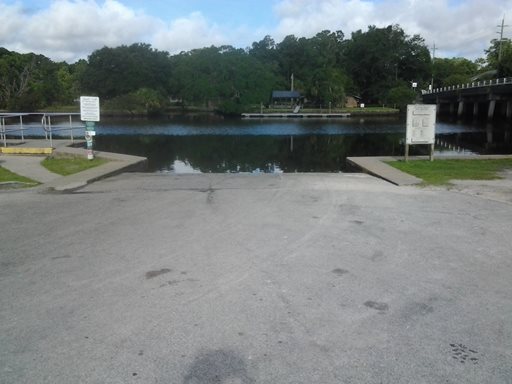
2;139;512;383
1;169;512;383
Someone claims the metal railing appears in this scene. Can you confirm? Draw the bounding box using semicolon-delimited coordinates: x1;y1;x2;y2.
41;113;85;147
422;77;512;95
1;112;86;147
0;113;31;147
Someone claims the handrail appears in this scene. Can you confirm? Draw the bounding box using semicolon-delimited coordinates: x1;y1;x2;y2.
0;113;30;147
1;112;85;147
41;113;85;147
423;77;512;95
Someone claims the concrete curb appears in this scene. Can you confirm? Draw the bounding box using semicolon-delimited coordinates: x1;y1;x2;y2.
0;147;53;155
1;139;147;193
40;144;147;193
347;154;512;186
347;156;422;186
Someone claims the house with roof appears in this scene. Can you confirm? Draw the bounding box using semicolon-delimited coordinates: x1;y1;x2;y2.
270;90;303;106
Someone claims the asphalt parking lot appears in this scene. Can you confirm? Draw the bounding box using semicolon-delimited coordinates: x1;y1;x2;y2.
1;172;511;383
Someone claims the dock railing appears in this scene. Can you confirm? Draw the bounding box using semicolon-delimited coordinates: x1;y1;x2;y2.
1;112;86;147
41;113;85;147
0;113;31;147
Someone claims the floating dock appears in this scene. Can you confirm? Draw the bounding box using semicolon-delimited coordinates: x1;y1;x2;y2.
241;113;351;119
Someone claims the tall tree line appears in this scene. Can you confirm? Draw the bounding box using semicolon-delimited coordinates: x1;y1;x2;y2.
0;24;508;113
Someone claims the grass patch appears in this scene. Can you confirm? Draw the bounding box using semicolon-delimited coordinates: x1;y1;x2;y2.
0;166;39;187
41;156;108;176
387;159;512;185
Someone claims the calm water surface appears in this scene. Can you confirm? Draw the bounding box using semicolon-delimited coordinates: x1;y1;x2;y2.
91;115;511;173
11;114;510;173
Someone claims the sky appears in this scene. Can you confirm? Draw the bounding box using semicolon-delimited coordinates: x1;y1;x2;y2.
0;0;510;63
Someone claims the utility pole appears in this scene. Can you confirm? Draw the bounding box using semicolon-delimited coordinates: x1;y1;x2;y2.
431;42;436;91
291;73;294;92
497;17;509;63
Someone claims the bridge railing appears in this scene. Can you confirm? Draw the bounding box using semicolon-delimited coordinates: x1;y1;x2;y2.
422;77;512;95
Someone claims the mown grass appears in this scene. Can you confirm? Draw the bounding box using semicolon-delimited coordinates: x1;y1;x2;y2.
387;159;512;185
41;156;108;176
0;166;39;187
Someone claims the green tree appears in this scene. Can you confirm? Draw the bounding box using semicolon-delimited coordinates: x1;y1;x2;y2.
69;59;88;98
249;35;278;65
273;30;347;106
169;45;279;111
342;25;431;104
432;58;478;87
386;84;417;108
0;49;67;110
81;43;171;99
485;38;512;77
104;87;167;115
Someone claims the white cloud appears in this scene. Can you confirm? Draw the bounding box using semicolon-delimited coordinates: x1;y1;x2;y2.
0;0;511;62
152;12;227;53
0;0;227;62
274;0;375;38
272;0;512;59
0;3;26;46
0;0;156;61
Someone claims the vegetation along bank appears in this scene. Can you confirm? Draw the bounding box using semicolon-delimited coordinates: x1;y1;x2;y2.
1;24;509;116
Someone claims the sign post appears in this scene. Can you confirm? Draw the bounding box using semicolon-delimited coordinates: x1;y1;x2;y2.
80;96;100;160
405;104;436;162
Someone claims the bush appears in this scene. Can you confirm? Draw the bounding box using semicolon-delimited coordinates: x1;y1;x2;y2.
386;85;417;109
216;99;245;116
103;88;167;115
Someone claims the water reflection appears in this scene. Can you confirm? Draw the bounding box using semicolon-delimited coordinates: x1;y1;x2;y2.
89;116;512;173
168;160;201;174
96;133;411;172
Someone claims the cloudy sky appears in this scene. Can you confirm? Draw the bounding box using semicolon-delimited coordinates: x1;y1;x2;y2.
0;0;510;62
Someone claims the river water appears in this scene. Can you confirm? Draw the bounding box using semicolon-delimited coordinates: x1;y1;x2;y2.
91;115;512;173
7;114;511;173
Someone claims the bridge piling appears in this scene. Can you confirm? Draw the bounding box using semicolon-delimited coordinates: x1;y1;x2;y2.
457;101;464;117
488;100;496;119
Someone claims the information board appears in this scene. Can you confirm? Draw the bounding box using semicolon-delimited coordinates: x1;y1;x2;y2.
80;96;100;122
406;104;436;144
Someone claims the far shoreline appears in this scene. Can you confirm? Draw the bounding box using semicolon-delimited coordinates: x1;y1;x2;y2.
22;106;400;120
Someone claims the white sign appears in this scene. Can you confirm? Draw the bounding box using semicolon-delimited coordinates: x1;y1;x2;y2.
80;96;100;122
406;104;436;144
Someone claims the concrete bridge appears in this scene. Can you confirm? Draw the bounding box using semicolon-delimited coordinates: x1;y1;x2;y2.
421;77;512;119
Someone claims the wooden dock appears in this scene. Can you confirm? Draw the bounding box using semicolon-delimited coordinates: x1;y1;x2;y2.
241;113;351;119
